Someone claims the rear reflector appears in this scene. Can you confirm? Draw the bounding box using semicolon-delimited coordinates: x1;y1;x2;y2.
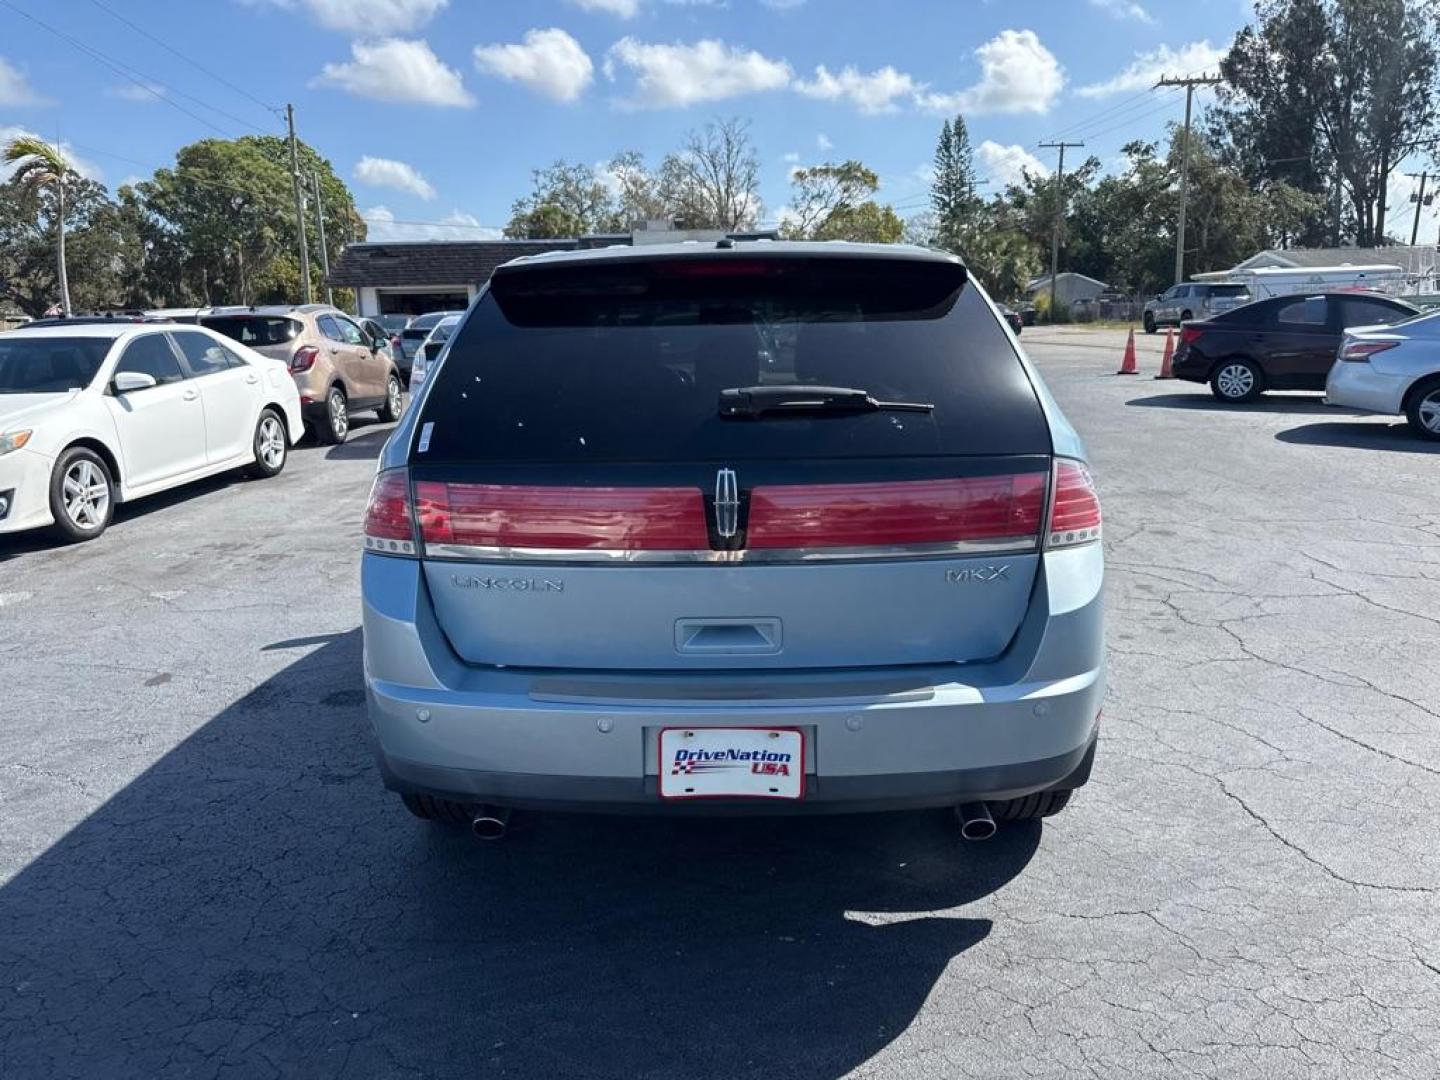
363;470;416;554
414;482;709;551
1046;460;1101;549
1339;340;1399;362
747;474;1047;550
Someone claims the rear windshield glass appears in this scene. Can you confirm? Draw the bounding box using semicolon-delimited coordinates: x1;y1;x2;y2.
1206;285;1249;296
407;312;456;334
0;336;112;393
415;256;1049;464
201;316;300;347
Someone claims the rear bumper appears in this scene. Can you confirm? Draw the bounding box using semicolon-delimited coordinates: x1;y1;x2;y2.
362;544;1106;814
1325;361;1408;416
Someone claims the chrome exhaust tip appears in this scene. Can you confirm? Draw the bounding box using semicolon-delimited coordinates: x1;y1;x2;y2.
470;805;512;841
956;802;996;842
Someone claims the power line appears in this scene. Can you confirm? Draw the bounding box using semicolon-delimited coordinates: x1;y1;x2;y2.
0;0;270;137
86;0;282;120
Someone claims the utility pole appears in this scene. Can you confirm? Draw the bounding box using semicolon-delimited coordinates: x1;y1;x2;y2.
1038;141;1084;323
1154;74;1223;285
285;103;312;305
1408;171;1429;247
311;171;333;307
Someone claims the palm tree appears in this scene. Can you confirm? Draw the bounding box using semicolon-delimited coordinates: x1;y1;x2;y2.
3;135;72;316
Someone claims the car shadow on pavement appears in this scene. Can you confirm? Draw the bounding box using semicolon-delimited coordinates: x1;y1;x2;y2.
0;473;245;563
0;629;1039;1080
317;421;396;462
1126;392;1359;416
1276;421;1440;454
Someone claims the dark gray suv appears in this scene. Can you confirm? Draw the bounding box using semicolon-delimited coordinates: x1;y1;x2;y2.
1144;283;1251;333
360;243;1105;841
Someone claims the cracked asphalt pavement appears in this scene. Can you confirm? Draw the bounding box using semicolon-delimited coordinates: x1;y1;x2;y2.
3;330;1440;1078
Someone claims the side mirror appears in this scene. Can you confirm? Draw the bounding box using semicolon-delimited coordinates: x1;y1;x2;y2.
113;371;157;393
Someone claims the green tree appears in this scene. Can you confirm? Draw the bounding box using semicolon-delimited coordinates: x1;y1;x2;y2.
930;115;983;249
504;161;621;238
127;136;360;306
783;160;901;242
3;136;73;315
1214;0;1440;247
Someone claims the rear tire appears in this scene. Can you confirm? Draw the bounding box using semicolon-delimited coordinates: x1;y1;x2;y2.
400;792;473;824
1404;377;1440;440
1143;312;1157;334
1180;309;1193;323
1210;357;1264;403
315;386;348;445
243;408;288;479
377;373;405;423
991;789;1072;821
47;446;115;543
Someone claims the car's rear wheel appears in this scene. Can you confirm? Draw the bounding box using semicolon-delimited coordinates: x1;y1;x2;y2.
378;373;405;423
315;385;348;445
47;447;115;543
243;408;288;479
1404;377;1440;440
1210;358;1264;403
991;789;1072;821
400;792;473;824
1143;312;1157;334
1180;309;1193;323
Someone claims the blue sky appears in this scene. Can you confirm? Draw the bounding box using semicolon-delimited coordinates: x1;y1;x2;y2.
1;0;1430;242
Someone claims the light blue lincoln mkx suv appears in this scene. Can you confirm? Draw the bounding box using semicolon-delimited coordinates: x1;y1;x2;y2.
361;242;1104;841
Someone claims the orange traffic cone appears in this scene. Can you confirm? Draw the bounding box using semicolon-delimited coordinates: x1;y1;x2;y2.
1155;329;1175;380
1116;328;1139;375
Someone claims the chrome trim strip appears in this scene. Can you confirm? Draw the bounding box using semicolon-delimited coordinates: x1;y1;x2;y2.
421;535;1040;564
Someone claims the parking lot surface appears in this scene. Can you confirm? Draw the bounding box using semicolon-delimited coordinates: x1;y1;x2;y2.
4;330;1440;1079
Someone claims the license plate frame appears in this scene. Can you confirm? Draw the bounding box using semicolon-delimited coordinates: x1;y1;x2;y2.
657;726;806;801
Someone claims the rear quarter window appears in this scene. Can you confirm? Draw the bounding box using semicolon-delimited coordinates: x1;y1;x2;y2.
414;255;1051;464
201;317;300;348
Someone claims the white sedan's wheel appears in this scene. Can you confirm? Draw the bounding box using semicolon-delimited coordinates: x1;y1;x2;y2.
246;409;289;478
47;447;115;543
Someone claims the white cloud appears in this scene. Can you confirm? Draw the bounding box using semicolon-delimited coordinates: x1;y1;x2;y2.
354;155;436;199
919;29;1063;116
1386;170;1440;245
817;132;833;152
474;28;593;103
978;140;1049;187
760;0;806;8
569;0;640;14
1077;40;1224;98
781;150;800;163
604;38;791;108
1089;0;1153;22
314;38;474;106
244;0;447;34
794;64;919;115
106;82;166;103
0;126;102;183
0;56;48;106
361;205;502;241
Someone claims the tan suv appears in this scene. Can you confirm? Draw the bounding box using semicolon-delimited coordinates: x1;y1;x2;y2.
200;305;404;443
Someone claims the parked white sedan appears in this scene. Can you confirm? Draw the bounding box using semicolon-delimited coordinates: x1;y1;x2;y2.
0;322;304;542
1328;309;1440;439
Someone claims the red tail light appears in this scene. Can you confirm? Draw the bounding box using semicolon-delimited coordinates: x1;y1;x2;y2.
1046;460;1101;549
414;483;709;552
290;345;320;373
1339;340;1398;362
363;470;416;554
747;474;1047;550
1179;326;1203;346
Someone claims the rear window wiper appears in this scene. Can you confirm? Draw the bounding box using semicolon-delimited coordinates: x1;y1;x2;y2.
718;384;934;419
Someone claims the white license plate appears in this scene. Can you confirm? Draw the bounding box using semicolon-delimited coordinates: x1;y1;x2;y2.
658;727;805;801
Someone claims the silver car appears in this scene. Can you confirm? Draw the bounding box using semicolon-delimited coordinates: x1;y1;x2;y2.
361;243;1104;841
1144;283;1250;333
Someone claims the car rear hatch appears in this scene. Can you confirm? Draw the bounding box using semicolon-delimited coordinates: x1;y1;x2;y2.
199;315;302;363
399;251;1059;671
